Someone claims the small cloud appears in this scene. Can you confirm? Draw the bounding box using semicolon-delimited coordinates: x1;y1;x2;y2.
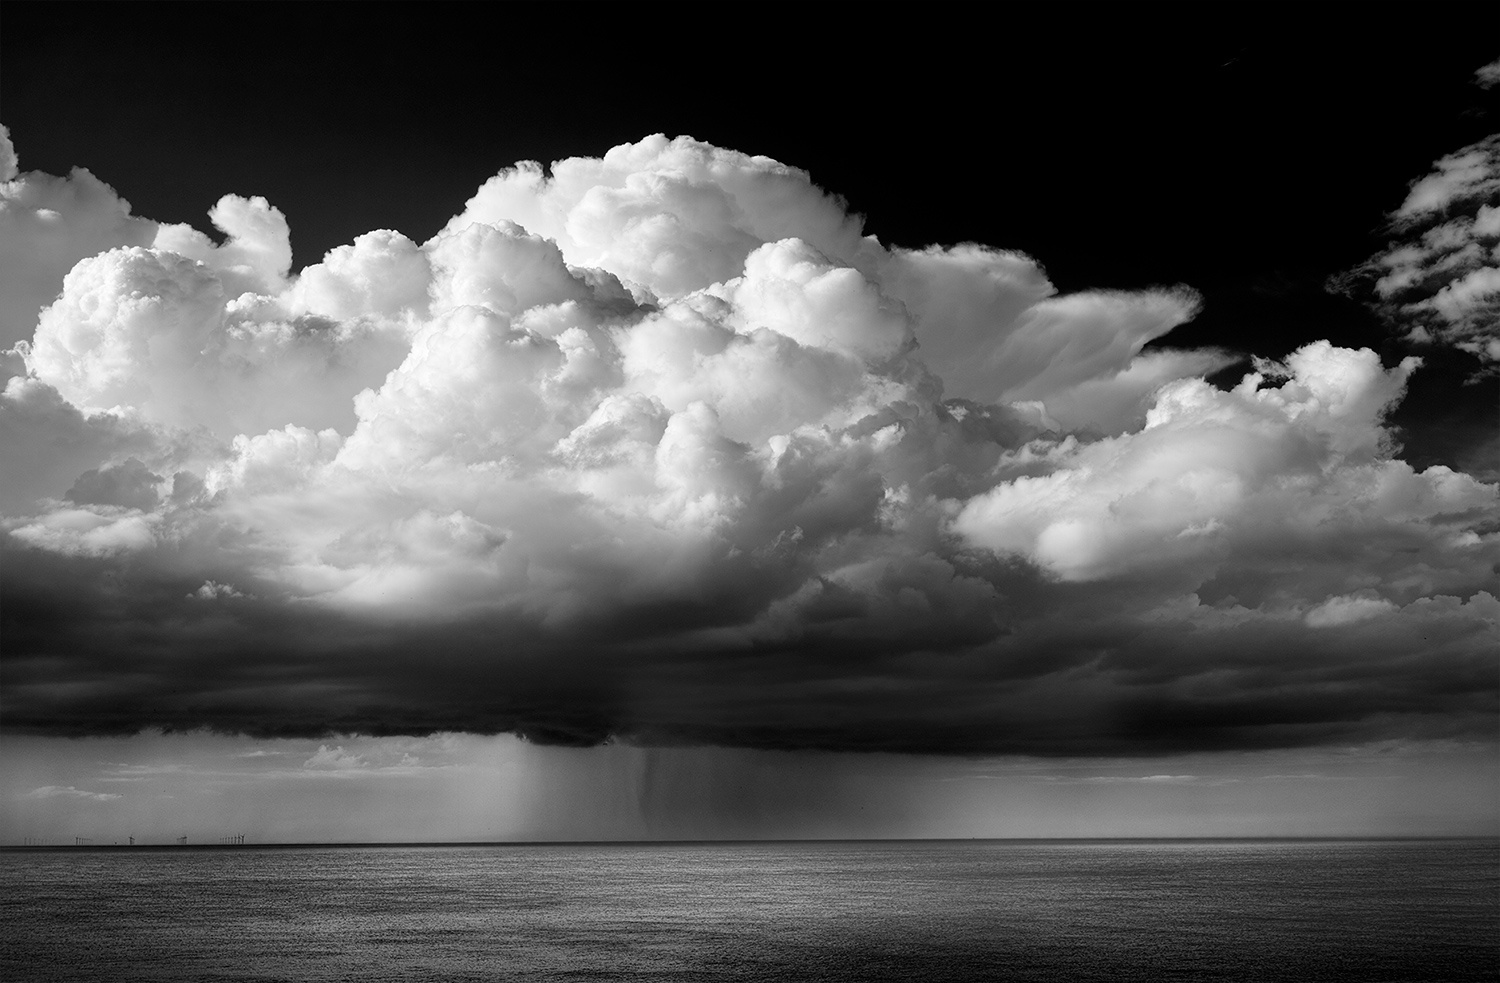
190;581;245;600
1251;773;1390;783
0;123;16;182
1079;774;1216;785
1475;58;1500;89
23;785;122;802
1305;594;1398;629
303;744;366;770
65;458;162;512
7;507;157;556
1025;773;1237;786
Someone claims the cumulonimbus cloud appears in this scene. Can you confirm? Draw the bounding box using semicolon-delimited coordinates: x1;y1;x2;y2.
1;129;1495;755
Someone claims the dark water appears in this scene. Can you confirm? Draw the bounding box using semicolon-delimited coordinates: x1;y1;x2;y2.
1;840;1495;982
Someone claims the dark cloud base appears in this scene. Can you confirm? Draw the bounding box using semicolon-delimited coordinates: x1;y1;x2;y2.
4;543;1492;757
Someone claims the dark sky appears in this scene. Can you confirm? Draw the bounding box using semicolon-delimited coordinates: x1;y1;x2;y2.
2;8;1491;293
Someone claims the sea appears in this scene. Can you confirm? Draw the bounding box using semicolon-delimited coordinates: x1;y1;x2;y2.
1;839;1495;982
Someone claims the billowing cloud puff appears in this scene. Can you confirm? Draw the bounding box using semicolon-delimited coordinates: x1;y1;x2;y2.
0;125;157;348
20;244;411;438
25;247;228;418
152;194;293;296
1;132;1495;758
443;134;870;300
0;125;16;182
951;343;1475;582
286;229;430;321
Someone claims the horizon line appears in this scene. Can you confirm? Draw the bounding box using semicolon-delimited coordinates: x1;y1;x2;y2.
6;834;1497;852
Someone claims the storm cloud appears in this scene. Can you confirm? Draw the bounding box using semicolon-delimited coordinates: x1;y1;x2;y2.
2;130;1496;757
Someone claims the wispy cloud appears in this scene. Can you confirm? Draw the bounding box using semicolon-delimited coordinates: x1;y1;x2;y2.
1330;62;1500;368
23;785;121;802
1474;58;1500;90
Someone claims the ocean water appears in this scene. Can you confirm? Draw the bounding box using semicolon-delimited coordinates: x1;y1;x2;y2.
1;839;1495;982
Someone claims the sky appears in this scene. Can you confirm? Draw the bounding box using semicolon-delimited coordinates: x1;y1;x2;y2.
1;6;1497;843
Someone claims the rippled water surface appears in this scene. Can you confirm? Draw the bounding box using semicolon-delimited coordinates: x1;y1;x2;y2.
2;840;1495;981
